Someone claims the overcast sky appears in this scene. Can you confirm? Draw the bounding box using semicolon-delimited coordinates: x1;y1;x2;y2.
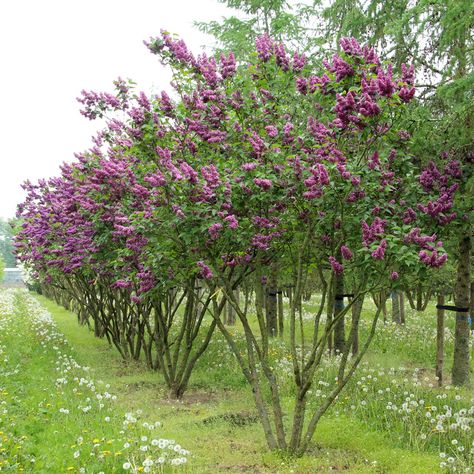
0;0;235;219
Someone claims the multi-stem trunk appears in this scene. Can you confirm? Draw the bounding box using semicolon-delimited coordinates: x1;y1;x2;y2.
452;233;471;386
351;294;364;356
399;292;405;324
436;293;445;387
333;272;345;354
391;291;401;324
266;263;278;337
277;289;284;336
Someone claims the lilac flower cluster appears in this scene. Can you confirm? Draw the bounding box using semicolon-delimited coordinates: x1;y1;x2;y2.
361;218;387;246
329;256;344;275
418;159;462;224
197;261;213;279
15;30;452;311
340;245;353;260
255;33;306;73
371;239;387;260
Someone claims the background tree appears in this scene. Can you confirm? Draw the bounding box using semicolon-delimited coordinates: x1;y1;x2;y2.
196;0;325;62
0;218;17;267
319;0;474;386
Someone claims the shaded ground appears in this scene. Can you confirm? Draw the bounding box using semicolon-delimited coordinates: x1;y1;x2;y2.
35;294;444;473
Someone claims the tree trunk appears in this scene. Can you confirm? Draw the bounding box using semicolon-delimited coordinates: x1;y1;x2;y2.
399;292;405;325
333;273;345;354
223;295;228;324
266;265;278;337
226;289;237;325
405;289;416;310
416;283;423;311
195;286;203;314
327;280;334;354
451;234;471;386
470;280;474;331
351;295;364;356
277;290;284;337
391;291;401;324
233;288;239;324
436;293;445;387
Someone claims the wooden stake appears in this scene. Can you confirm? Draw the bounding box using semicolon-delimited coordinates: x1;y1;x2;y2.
436;293;445;387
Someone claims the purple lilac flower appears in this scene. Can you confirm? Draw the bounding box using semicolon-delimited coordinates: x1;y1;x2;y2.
296;77;308;94
377;65;395;97
399;86;415;102
341;245;353;260
419;250;448;268
197;261;214;279
329;256;344;275
292;51;306;72
265;125;278;138
371;239;387;260
256;34;273;62
249;131;266;156
202;165;220;188
208;223;223;239
324;54;354;82
220;52;236;78
340;37;363;56
253;178;272;190
224;214;239;229
274;43;289;71
401;63;415;85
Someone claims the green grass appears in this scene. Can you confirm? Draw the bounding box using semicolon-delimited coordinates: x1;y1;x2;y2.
36;293;447;473
2;289;471;472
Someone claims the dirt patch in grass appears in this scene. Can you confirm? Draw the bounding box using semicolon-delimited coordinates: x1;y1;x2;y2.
203;410;259;427
114;361;149;377
158;388;221;406
301;444;382;472
215;463;265;473
125;380;161;390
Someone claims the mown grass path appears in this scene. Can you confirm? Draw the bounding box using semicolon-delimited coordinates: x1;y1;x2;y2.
4;289;471;472
32;292;448;473
0;289;188;473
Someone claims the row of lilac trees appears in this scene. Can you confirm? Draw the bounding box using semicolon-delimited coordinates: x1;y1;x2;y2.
15;33;463;453
199;0;474;386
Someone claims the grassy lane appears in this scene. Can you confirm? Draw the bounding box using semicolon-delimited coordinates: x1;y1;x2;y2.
36;293;446;473
0;290;189;473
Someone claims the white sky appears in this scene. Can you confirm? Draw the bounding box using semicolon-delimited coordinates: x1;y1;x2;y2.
0;0;235;219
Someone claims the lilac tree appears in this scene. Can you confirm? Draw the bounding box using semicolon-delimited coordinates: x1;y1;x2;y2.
134;33;443;452
15;31;450;453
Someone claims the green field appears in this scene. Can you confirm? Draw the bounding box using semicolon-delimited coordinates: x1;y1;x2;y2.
0;288;472;473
